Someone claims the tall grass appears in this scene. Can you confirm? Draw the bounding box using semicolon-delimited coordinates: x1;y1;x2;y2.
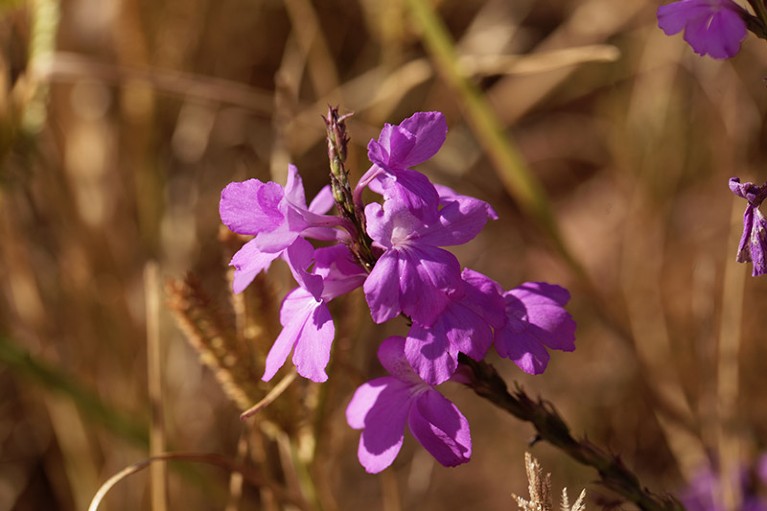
0;0;765;509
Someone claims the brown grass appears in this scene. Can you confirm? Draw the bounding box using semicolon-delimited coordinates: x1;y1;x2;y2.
0;0;766;509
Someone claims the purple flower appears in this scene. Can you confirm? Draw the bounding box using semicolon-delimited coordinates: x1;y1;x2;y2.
729;177;767;276
494;282;576;375
680;456;767;511
657;0;748;59
219;164;343;296
405;268;506;385
263;245;366;382
356;112;447;222
346;336;471;473
363;191;496;326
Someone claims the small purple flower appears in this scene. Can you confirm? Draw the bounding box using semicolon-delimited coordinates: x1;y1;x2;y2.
494;282;576;375
730;177;767;276
346;336;471;473
405;268;506;385
657;0;748;59
680;456;767;511
363;192;496;326
263;245;366;383
356;112;447;222
219;164;343;296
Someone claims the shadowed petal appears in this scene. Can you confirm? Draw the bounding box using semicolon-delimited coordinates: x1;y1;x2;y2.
495;325;552;375
494;282;576;374
377;336;425;384
400;245;461;326
378;168;440;222
363;251;403;324
263;289;316;381
419;194;497;246
506;282;576;351
409;390;471;467
405;323;456;385
284;237;324;300
346;378;413;473
292;300;334;382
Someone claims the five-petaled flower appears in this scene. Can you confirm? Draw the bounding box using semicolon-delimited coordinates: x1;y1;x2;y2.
346;336;472;473
657;0;748;59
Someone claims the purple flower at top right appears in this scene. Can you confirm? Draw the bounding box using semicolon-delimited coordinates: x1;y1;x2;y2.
730;177;767;276
657;0;748;59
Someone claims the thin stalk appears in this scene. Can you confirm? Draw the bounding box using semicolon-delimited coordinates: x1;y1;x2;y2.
458;354;685;511
404;0;586;280
747;0;767;38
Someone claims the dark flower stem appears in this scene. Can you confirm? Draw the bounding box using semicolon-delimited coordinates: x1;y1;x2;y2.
457;354;685;511
323;106;377;271
747;0;767;39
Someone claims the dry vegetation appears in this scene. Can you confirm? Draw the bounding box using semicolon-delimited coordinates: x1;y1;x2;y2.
0;0;766;509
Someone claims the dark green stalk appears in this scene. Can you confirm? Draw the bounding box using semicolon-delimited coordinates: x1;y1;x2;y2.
458;354;685;511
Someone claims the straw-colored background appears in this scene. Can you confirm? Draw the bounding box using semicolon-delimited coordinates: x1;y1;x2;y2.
1;0;765;509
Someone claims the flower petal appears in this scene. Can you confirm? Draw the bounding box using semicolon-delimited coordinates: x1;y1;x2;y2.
400;245;461;326
219;179;284;235
506;282;576;351
284;164;307;208
292;299;334;382
346;377;413;473
229;239;281;294
377;335;424;384
494;324;551;374
308;184;334;214
397;111;448;168
408;390;471;467
380;168;440;222
405;322;457;385
658;0;746;59
363;250;403;324
263;288;316;381
419;195;497;246
283;237;324;299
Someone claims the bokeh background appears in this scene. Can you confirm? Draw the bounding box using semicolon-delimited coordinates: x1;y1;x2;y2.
1;0;766;509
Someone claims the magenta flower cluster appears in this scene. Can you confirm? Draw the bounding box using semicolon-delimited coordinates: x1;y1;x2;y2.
219;112;576;473
657;0;749;59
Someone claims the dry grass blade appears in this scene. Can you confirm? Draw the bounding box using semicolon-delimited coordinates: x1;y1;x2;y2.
145;262;168;511
240;369;298;420
34;52;274;112
87;452;310;511
513;452;553;511
562;488;586;511
457;45;620;76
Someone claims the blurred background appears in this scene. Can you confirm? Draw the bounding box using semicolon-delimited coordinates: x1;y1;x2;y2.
1;0;766;509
